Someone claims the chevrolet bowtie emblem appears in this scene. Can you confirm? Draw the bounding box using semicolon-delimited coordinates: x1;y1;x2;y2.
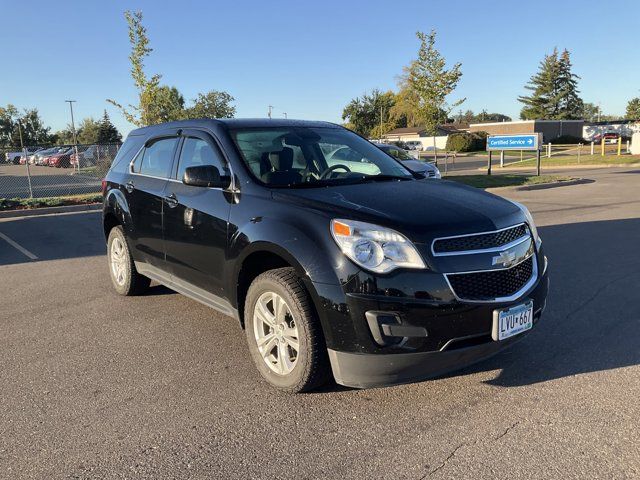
492;250;517;268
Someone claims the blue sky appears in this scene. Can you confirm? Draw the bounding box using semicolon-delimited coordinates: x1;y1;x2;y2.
1;0;639;136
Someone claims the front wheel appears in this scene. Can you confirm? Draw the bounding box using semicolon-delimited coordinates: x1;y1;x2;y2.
244;268;331;392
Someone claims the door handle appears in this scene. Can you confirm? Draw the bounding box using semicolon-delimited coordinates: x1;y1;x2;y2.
164;193;179;208
125;181;135;193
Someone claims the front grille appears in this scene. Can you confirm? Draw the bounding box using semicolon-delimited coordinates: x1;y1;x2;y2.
433;224;528;254
447;256;534;301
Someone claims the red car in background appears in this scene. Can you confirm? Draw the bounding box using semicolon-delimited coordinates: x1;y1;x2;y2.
47;147;74;168
592;133;620;144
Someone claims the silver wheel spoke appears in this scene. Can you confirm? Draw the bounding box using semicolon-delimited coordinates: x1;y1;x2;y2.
278;340;292;374
257;333;277;352
256;298;276;328
253;290;299;376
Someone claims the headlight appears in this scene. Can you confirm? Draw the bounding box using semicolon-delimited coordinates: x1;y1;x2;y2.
331;219;426;273
431;165;442;179
510;200;541;248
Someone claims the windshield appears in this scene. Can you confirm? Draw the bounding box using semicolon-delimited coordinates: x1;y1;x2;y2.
229;126;413;187
380;145;413;160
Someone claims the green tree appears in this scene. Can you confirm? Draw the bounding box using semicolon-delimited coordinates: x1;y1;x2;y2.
77;117;102;144
391;30;464;135
519;48;582;120
626;98;640;121
581;102;600;121
186;91;236;118
0;104;52;147
556;49;583;119
146;85;186;124
97;111;122;143
108;10;236;126
460;110;512;124
342;89;398;138
52;127;76;145
107;11;162;126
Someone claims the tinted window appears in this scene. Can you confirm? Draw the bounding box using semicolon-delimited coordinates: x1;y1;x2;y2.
110;135;144;174
136;137;177;178
229;126;410;187
176;137;224;181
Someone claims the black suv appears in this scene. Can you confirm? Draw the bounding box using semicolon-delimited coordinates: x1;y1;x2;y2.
102;119;549;392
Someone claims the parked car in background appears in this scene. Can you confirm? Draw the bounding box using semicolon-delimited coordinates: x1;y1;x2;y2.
6;147;41;164
47;147;74;168
376;143;441;179
30;147;67;166
592;133;620;144
404;140;424;151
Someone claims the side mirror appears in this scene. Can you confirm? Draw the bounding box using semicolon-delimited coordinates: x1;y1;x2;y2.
182;165;230;189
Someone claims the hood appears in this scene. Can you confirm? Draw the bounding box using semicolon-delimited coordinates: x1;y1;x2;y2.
272;179;524;243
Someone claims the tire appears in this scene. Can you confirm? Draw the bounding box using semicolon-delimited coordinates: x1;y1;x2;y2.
107;226;150;296
244;267;331;393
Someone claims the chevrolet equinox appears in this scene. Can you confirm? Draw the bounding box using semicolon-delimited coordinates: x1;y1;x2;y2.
102;119;549;392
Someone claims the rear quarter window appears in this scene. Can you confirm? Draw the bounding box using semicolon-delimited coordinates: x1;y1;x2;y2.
109;135;145;174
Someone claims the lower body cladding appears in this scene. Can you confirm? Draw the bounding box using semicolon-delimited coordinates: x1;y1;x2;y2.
313;256;549;389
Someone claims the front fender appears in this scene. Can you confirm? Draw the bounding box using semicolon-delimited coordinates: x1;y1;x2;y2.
228;216;341;288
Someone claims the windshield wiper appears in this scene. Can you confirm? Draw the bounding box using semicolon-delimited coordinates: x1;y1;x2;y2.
356;174;413;183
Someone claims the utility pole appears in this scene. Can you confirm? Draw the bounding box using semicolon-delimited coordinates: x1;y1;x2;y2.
268;105;273;119
380;105;384;141
65;100;80;171
18;120;34;198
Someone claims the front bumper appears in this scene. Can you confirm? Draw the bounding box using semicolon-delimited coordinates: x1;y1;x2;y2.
328;300;544;388
313;253;549;389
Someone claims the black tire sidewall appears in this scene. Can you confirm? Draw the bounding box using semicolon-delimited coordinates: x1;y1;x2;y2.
244;272;316;392
107;226;135;296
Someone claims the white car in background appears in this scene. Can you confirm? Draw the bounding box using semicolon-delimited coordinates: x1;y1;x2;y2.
376;143;441;179
404;140;425;151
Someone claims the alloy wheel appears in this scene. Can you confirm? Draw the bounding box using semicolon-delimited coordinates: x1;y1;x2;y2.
253;291;300;375
110;237;127;286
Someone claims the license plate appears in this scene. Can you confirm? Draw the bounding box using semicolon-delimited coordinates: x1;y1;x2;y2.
492;301;533;341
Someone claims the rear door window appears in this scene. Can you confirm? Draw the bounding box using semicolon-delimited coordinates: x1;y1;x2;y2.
135;137;178;178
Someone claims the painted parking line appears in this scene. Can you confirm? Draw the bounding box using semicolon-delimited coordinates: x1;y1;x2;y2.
0;231;38;260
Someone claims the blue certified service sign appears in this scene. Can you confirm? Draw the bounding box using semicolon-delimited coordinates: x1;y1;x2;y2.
487;134;540;151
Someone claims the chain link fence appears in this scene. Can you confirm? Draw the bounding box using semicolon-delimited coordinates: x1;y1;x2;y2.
0;143;121;199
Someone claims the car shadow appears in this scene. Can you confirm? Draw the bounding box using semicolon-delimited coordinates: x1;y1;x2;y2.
439;217;640;388
0;211;105;266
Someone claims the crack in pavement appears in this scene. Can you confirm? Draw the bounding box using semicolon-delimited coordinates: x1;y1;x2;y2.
420;421;521;479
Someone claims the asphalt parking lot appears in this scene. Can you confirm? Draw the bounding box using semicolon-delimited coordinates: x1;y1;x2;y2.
1;167;639;479
0;164;102;198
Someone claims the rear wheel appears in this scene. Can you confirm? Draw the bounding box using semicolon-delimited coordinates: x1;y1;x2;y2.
107;226;150;296
244;268;331;392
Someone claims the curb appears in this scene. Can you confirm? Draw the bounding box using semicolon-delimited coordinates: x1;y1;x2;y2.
514;178;595;191
0;203;101;219
493;163;640;171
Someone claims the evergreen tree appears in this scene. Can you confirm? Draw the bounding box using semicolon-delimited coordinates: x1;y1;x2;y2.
556;49;583;119
97;111;122;143
519;48;582;120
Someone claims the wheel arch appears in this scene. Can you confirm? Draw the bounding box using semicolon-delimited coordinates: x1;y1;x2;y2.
103;188;132;241
234;242;310;329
